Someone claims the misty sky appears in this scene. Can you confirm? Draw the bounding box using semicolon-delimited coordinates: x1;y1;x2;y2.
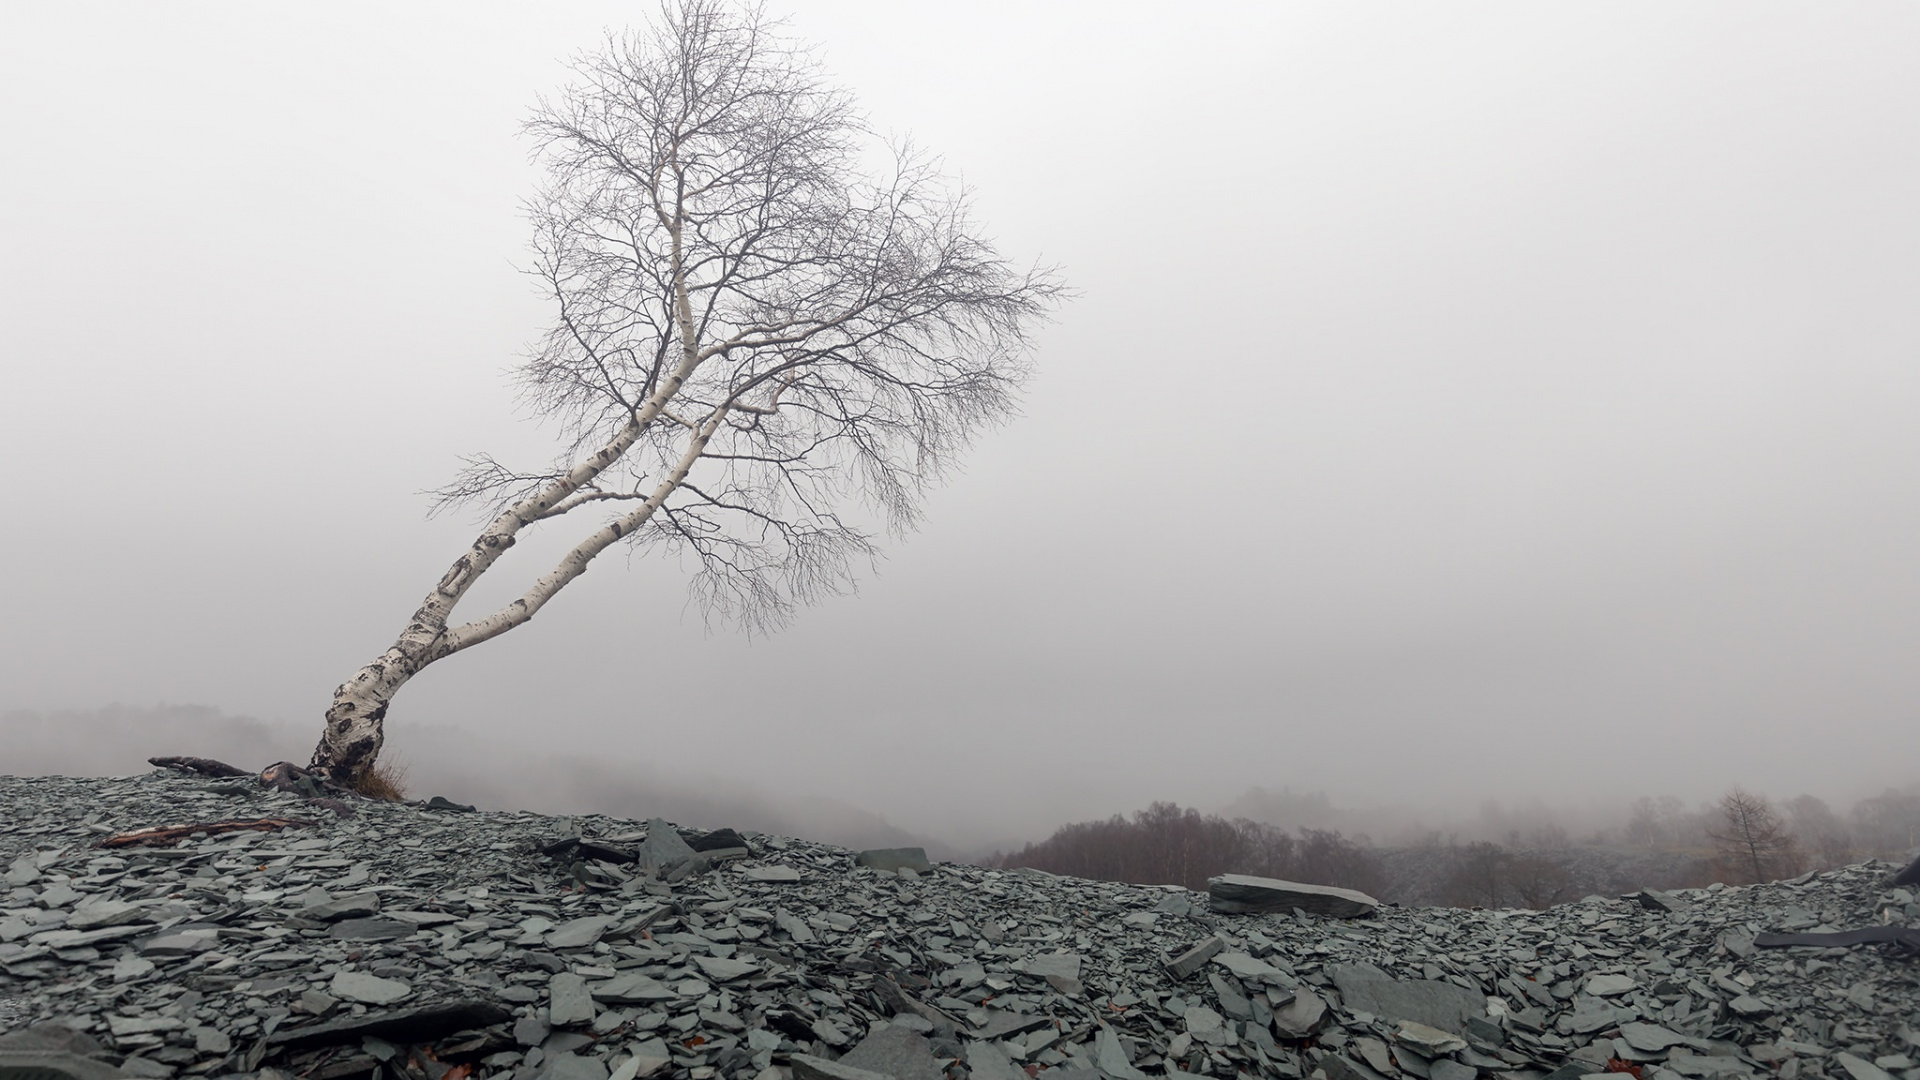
3;3;1917;849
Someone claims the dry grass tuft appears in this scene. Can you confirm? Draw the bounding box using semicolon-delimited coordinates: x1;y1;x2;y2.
354;755;411;802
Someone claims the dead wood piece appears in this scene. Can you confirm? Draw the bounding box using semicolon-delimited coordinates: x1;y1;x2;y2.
1753;926;1920;954
1893;853;1920;888
148;755;253;778
265;1000;512;1052
98;817;318;849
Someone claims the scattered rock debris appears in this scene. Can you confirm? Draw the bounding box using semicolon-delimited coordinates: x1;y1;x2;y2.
2;772;1918;1080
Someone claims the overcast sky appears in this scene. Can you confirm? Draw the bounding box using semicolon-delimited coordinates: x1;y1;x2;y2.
3;3;1917;848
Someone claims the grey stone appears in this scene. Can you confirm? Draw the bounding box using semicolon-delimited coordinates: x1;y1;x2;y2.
635;818;698;872
742;865;801;883
1207;874;1379;918
1727;994;1772;1018
1322;1053;1392;1080
330;970;411;1006
328;917;413;941
550;972;596;1026
692;954;759;982
1330;963;1486;1035
621;1039;673;1080
65;900;145;930
1835;1053;1896;1080
1585;973;1636;996
1212;950;1284;982
546;915;617;950
967;1039;1028;1080
539;1051;612;1080
775;908;816;943
140;930;219;955
1395;1021;1467;1055
515;1014;552;1047
856;848;934;874
1271;986;1328;1038
1619;1023;1690;1053
1165;936;1223;978
1430;1061;1478;1080
589;973;676;1003
1353;1036;1396;1075
790;1054;894;1080
1564;996;1633;1035
1096;1025;1148;1080
839;1024;946;1080
1022;952;1081;980
300;891;382;921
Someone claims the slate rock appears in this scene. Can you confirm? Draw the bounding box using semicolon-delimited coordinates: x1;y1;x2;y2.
1207;873;1380;918
635;818;698;872
967;1039;1029;1080
1836;1055;1897;1080
547;914;617;949
1585;972;1636;996
1165;936;1224;979
539;1051;612;1080
1395;1021;1467;1055
790;1054;894;1080
330;970;411;1006
328;917;412;941
1619;1022;1691;1053
1212;950;1284;982
0;1024;121;1080
1322;1053;1392;1080
65;900;145;930
856;848;934;874
692;954;759;982
300;891;382;922
1272;986;1328;1038
1330;963;1486;1035
589;973;676;1004
268;999;511;1050
1096;1025;1149;1080
690;828;751;852
1430;1061;1478;1080
838;1024;946;1080
550;971;596;1026
742;865;801;883
423;795;477;812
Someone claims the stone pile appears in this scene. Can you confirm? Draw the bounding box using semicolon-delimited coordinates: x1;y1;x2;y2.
2;772;1918;1080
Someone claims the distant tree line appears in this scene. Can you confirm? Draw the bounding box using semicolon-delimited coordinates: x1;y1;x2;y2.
984;785;1920;910
984;801;1386;895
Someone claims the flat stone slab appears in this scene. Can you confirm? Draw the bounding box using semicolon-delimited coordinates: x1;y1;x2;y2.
742;865;801;882
1207;874;1378;917
855;847;933;874
838;1024;946;1080
330;970;411;1005
267;999;512;1050
791;1053;894;1080
1329;963;1485;1035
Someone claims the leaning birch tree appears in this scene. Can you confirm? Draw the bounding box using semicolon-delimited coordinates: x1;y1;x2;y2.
308;0;1062;786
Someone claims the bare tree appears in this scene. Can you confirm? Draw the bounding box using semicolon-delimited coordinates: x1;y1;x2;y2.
1709;788;1801;884
1507;854;1574;909
1440;841;1512;909
1784;794;1854;870
309;1;1062;786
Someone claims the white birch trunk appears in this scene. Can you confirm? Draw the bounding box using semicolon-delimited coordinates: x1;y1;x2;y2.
311;211;710;785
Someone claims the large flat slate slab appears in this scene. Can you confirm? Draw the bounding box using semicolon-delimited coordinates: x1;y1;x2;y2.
1207;873;1379;917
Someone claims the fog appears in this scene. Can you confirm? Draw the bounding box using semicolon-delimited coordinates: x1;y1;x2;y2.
3;4;1918;853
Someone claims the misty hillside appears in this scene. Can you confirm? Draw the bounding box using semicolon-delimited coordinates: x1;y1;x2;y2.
0;705;950;859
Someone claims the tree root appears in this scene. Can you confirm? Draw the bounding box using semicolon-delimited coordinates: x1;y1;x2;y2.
98;817;317;849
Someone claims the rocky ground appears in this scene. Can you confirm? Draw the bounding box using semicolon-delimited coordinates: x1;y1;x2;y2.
2;772;1918;1080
